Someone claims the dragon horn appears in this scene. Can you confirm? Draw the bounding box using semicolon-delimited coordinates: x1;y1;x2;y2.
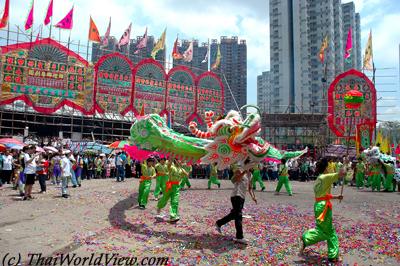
240;104;261;116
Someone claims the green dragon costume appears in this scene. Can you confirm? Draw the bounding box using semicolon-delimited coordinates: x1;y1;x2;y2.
129;106;307;168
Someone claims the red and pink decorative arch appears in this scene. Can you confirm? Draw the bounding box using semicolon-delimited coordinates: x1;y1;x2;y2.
166;66;196;124
0;38;93;115
93;53;134;115
327;69;376;139
0;39;225;125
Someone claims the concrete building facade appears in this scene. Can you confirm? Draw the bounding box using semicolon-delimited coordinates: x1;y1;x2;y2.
257;71;271;113
267;0;361;114
210;36;247;113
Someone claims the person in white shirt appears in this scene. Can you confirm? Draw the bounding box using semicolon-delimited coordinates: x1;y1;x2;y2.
23;145;38;200
60;150;72;198
2;150;14;184
215;159;257;245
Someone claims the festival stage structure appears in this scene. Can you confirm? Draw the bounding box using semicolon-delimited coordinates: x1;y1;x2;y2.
0;38;224;140
260;69;377;153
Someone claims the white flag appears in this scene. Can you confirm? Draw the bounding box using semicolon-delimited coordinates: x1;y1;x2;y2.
183;41;193;62
118;22;132;49
201;44;209;63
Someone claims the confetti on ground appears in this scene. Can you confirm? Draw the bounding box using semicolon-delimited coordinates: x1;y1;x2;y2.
0;179;399;265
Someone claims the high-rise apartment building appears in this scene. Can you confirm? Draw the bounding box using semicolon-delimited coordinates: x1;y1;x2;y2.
129;35;166;65
91;37;117;62
172;40;208;75
210;36;247;113
342;2;361;71
355;13;362;69
269;0;294;113
91;35;166;64
268;0;361;114
257;71;271;112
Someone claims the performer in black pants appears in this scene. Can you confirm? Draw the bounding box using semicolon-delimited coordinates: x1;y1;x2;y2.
215;159;257;245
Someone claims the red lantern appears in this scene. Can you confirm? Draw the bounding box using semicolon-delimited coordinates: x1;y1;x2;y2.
344;90;364;109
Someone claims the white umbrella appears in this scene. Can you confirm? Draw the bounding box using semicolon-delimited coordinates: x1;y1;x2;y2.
44;146;58;153
62;149;71;155
36;147;45;153
24;140;38;145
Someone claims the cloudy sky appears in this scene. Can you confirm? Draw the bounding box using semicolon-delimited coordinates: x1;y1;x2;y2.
2;0;400;120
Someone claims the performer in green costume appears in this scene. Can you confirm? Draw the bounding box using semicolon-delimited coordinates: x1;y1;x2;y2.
252;164;265;191
370;162;382;191
383;161;395;192
156;159;188;222
154;157;169;200
300;158;346;262
208;163;221;189
138;158;156;209
180;164;192;189
355;158;366;188
275;159;292;196
365;163;373;188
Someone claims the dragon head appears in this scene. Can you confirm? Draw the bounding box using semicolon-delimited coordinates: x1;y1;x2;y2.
232;112;261;145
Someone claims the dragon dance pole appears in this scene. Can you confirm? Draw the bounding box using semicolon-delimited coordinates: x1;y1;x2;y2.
340;90;364;202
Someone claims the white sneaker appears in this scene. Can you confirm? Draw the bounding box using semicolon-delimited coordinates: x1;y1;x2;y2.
156;214;165;219
169;218;180;223
233;238;248;245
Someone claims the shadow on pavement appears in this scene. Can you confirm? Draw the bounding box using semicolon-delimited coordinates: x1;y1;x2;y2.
108;193;240;254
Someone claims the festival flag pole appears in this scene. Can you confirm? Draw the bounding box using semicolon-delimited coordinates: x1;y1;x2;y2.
86;39;90;61
67;28;71;51
340;90;364;202
44;0;53;38
49;21;52;39
87;16;102;61
207;38;210;71
16;25;20;46
6;20;10;45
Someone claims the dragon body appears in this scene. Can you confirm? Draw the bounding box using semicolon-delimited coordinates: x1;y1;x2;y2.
130;108;307;169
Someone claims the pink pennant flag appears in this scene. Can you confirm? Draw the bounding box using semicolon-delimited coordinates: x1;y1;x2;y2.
55;6;74;30
25;0;34;31
101;17;111;47
44;0;53;26
344;27;352;62
134;27;148;54
118;22;132;49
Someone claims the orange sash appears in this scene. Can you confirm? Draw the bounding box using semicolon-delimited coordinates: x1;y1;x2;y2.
315;194;333;222
140;176;152;183
369;172;380;175
166;181;180;193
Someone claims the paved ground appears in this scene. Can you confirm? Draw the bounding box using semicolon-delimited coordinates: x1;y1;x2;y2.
0;178;399;265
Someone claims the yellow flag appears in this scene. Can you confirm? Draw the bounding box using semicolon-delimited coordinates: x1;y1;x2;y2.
151;28;166;59
319;35;329;63
363;30;373;70
211;44;221;70
375;129;383;146
381;135;390;154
